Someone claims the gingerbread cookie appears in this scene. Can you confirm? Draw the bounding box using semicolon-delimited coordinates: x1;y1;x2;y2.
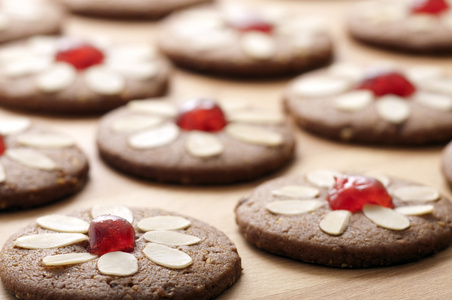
441;141;452;187
235;169;452;268
347;0;452;54
56;0;212;19
0;0;64;44
157;4;333;77
0;205;242;299
0;36;170;115
0;116;89;210
97;97;295;184
284;62;452;145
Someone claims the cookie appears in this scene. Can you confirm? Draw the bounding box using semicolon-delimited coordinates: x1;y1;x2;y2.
97;97;296;184
157;4;333;78
0;0;64;44
441;141;452;187
235;169;452;268
0;205;242;299
0;116;89;210
284;62;452;145
0;36;170;115
56;0;212;19
347;0;452;54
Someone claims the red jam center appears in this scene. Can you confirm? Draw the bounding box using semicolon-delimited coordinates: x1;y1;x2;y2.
88;215;135;256
0;136;5;156
176;99;228;132
327;175;393;212
356;71;416;98
411;0;449;15
227;13;273;33
55;39;105;70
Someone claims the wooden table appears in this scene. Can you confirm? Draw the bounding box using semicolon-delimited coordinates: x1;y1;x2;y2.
2;1;452;299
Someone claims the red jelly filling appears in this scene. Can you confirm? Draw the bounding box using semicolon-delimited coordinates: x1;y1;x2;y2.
55;39;105;70
0;136;5;156
356;71;416;98
88;215;135;256
176;99;227;132
227;13;273;33
411;0;449;15
327;175;393;212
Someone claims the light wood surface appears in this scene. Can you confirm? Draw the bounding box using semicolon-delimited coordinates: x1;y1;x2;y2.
2;1;452;299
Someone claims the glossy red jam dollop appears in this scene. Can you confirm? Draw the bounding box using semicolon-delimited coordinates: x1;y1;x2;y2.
176;99;228;132
356;71;416;98
55;39;105;70
0;136;5;156
88;215;135;256
227;12;273;33
411;0;450;15
327;175;393;212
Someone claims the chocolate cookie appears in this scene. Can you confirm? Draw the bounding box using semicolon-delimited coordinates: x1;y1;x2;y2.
284;62;452;145
157;4;333;78
56;0;212;19
441;141;452;187
0;205;242;299
235;169;452;268
0;36;170;115
97;97;295;184
0;0;64;44
0;116;89;210
347;0;452;54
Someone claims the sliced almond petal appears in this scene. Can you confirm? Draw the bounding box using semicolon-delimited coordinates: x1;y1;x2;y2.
413;91;452;111
43;253;98;266
241;32;275;59
111;115;164;133
225;123;283;146
128;123;179;149
442;12;452;30
328;63;363;82
14;233;88;249
27;36;57;56
0;117;30;135
190;31;237;51
142;243;193;269
97;252;138;276
84;66;124;95
127;100;177;118
108;45;156;63
392;186;439;202
17;133;75;148
319;210;351;236
405;66;443;84
422;78;452;95
363;204;410;230
37;215;89;233
3;56;52;77
138;216;191;232
108;62;159;80
266;200;323;215
306;169;342;188
407;15;436;32
144;231;201;246
363;171;390;187
226;110;283;125
271;185;320;199
363;5;407;24
394;205;434;215
292;77;350;98
36;63;76;93
91;205;134;223
334;90;374;111
186;131;223;157
6;148;58;170
376;96;410;124
0;163;5;183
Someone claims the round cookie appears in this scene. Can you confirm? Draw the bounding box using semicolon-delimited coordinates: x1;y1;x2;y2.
157;4;333;78
0;116;89;210
235;169;452;268
347;0;452;54
0;0;64;44
0;36;170;115
284;62;452;145
97;97;296;185
0;205;242;299
441;141;452;187
56;0;212;19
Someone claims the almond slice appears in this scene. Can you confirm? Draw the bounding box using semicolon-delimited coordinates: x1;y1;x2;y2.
376;96;410;124
142;243;193;269
84;66;124;95
363;171;390;187
108;45;156;63
306;169;342;188
127;100;177;118
14;233;88;249
108;62;159;80
392;186;439;202
226;110;283;125
0;117;30;135
266;200;323;215
394;205;434;216
3;56;51;77
144;231;201;246
241;32;275;60
36;63;76;93
0;163;5;183
186;131;223;157
111;115;164;133
128;123;179;149
91;205;134;223
17;133;74;148
407;15;436;32
225;123;283;146
328;63;363;82
137;216;191;232
334;90;374;111
405;66;443;83
271;185;320;199
43;253;98;266
37;215;89;233
6;148;58;170
413;91;452;111
319;210;351;236
292;77;350;98
362;204;409;230
97;252;138;276
422;78;452;95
